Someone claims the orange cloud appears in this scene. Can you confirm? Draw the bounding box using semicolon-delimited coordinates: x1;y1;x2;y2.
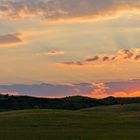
59;49;140;66
85;80;140;98
44;5;140;23
88;90;140;99
46;51;65;56
0;33;23;47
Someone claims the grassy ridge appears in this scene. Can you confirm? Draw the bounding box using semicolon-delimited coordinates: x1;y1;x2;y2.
0;104;140;140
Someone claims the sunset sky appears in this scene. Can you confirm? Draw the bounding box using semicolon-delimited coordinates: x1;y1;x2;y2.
0;0;140;98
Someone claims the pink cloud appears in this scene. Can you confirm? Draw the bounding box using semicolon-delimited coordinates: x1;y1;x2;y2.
86;80;140;98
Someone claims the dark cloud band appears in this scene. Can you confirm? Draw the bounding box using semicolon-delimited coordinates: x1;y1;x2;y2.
0;0;140;21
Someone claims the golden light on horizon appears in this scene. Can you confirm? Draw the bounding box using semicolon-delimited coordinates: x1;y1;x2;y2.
0;0;140;97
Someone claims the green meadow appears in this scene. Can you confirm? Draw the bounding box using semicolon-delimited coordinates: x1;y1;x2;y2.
0;104;140;140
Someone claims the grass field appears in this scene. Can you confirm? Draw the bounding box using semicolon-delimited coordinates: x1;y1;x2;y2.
0;104;140;140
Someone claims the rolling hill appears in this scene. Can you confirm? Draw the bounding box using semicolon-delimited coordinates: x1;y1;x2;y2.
0;94;140;111
0;104;139;140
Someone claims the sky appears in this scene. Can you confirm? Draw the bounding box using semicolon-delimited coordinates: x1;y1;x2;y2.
0;0;140;98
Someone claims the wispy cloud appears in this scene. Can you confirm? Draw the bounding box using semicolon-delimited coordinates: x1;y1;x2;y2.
46;51;65;56
35;51;65;56
61;61;84;66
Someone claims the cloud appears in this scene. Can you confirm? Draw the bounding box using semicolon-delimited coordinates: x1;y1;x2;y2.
86;56;99;62
0;90;19;96
134;55;140;60
0;83;85;97
0;33;23;47
87;49;140;62
0;0;44;19
118;49;133;59
46;51;64;56
87;79;140;98
61;61;84;66
92;82;108;90
102;56;110;61
60;49;140;66
0;79;140;98
36;51;65;56
0;0;140;22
